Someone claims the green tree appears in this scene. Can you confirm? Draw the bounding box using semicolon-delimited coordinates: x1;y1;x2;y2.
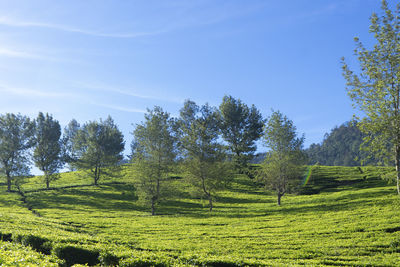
258;111;306;205
219;95;264;173
62;119;80;171
131;107;177;215
306;121;380;166
72;116;124;185
342;0;400;193
0;113;35;192
179;100;233;212
33;112;63;189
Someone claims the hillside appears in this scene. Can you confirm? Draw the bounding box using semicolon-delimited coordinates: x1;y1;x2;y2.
0;166;399;266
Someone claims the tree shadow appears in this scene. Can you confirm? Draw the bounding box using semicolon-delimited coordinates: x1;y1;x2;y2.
26;185;144;212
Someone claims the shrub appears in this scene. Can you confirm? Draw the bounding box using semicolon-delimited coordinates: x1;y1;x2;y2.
119;258;168;267
202;261;240;267
99;251;120;266
19;234;52;255
0;232;12;242
53;245;100;266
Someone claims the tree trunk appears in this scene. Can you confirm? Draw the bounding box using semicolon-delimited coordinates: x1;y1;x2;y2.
151;199;155;216
277;192;283;206
94;166;98;186
396;146;400;194
6;175;11;192
46;178;50;189
201;176;213;212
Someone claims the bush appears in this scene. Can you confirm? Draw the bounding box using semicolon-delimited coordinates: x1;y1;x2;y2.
99;251;120;266
200;259;243;267
19;234;52;255
0;232;12;242
53;245;100;266
119;258;168;267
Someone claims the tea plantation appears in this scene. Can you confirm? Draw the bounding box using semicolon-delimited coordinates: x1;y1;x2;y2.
1;166;400;266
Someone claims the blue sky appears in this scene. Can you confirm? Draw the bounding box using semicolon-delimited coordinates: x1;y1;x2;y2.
0;0;390;155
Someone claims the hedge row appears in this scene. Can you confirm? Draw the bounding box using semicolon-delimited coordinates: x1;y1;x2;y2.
0;231;108;266
0;230;252;266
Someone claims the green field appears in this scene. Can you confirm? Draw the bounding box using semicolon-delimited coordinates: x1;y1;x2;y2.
1;165;400;266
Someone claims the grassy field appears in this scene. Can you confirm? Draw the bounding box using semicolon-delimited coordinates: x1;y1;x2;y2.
0;165;400;266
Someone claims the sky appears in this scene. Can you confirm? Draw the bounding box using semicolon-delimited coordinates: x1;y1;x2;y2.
0;0;392;157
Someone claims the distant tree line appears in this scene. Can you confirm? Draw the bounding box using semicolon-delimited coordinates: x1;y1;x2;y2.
305;122;385;167
0;112;125;191
0;96;307;213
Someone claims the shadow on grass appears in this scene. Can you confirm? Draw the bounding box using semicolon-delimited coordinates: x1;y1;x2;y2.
301;174;388;195
23;184;96;194
216;195;271;204
27;185;146;212
269;196;394;216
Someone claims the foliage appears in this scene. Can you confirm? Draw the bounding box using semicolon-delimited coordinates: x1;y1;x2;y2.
0;165;399;266
178;100;233;211
61;119;80;171
72;116;124;185
258;111;306;205
342;0;400;193
0;240;60;266
131;106;178;215
306;121;382;166
219;95;264;173
19;234;52;255
33;112;63;189
53;245;100;266
0;113;35;192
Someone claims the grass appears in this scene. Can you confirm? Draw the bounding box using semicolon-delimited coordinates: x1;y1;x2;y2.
0;165;400;266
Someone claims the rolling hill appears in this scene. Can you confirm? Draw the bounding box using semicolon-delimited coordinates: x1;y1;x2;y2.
0;165;399;266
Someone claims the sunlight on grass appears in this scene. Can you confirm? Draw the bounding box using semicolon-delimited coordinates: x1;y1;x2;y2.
0;165;399;266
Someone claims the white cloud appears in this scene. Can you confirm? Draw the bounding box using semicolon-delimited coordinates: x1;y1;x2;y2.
0;86;74;98
75;82;183;104
91;103;146;114
0;16;162;38
0;46;81;63
0;48;50;60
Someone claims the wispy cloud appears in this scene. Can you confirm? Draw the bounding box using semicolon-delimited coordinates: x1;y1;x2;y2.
0;2;263;40
0;46;82;63
0;48;37;59
76;82;183;104
91;103;146;114
0;47;53;60
0;16;161;38
0;86;74;98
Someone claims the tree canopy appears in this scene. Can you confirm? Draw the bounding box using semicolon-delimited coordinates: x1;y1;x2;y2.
131;106;178;215
306;121;381;166
72;116;125;185
219;95;264;173
33;112;63;189
258;111;306;205
342;0;400;193
178;100;233;212
62;119;80;171
0;113;35;192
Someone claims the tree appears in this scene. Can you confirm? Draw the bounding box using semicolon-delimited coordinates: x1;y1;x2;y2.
131;107;177;215
33;112;63;189
258;111;306;205
342;0;400;193
306;121;380;166
219;95;264;173
72;116;124;185
178;100;233;212
0;113;35;192
62;119;80;171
